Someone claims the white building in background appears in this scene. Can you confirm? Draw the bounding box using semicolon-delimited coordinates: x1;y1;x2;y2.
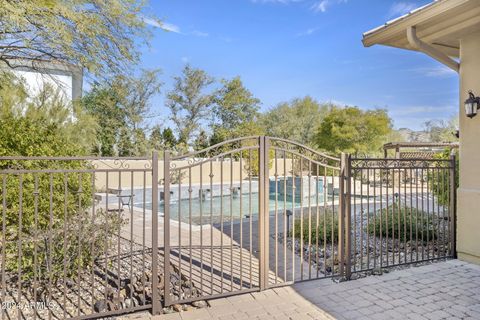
1;57;83;101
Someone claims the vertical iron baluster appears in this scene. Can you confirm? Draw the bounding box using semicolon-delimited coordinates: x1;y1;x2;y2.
410;168;413;264
220;158;224;293
360;168;364;270
392;167;395;266
188;167;193;297
142;171;146;305
178;168;182;296
48;174;53;320
63;174;68;318
379;169;383;268
331;170;335;275
239;152;243;288
415;168;419;262
307;161;312;280
426;167;430;261
366;168;370;270
91;172;97;311
1;175;6;320
449;154;456;258
315;164;320;279
385;168;389;267
353;168;357;272
291;153;295;280
323;166;327;276
104;172;109;302
210;160;214;294
117;171;122;303
152;152;160;311
77;174;83;316
274;150;278;284
229;156;234;291
33;175;39;320
283;152;287;282
248;150;252;288
421;168;425;261
200;162;204;293
403;167;407;264
17;175;23;320
130;171;134;307
373;168;377;270
300;158;304;280
442;166;446;258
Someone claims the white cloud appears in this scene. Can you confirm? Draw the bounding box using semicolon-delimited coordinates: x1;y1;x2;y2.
191;30;209;37
310;0;347;13
388;2;418;18
390;105;454;116
423;66;457;77
181;57;190;63
296;27;319;37
310;0;329;13
143;17;182;34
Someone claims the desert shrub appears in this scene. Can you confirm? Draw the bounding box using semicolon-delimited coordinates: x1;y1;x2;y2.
0;108;123;285
291;210;339;245
427;149;458;206
367;203;438;243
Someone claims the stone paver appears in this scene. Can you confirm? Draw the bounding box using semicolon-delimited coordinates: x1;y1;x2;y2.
120;259;480;319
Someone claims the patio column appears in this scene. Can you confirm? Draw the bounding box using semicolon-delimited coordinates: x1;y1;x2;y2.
457;31;480;264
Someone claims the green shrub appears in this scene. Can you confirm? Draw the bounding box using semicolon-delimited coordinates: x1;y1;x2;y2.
0;113;124;285
367;203;438;243
428;149;458;206
290;210;339;245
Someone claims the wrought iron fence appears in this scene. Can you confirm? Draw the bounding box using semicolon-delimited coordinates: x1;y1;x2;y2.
0;138;457;319
0;156;158;319
346;156;457;275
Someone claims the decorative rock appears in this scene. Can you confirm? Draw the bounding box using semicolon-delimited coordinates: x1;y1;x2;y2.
119;288;127;299
94;300;107;313
372;267;383;275
172;304;183;312
192;300;208;308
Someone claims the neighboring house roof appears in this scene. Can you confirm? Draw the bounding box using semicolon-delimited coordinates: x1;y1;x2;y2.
362;0;480;58
0;56;83;100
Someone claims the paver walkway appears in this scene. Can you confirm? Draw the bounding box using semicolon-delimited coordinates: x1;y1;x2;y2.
120;259;480;319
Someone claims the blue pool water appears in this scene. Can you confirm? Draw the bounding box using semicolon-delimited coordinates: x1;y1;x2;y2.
142;192;334;224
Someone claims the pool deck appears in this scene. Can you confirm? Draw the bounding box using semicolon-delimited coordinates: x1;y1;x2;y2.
118;259;480;320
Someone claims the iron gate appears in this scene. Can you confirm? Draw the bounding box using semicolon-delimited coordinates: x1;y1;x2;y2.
0;137;457;319
162;136;345;306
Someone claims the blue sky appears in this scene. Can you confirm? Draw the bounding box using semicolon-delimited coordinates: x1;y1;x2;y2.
140;0;459;130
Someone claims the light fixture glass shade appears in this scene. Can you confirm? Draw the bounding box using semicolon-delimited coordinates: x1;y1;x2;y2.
465;101;478;118
465;91;479;118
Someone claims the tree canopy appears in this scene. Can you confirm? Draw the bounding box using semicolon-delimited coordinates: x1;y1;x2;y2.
262;97;330;146
0;0;154;78
315;106;392;156
81;69;161;156
166;65;215;146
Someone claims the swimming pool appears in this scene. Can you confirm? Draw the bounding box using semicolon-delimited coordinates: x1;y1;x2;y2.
140;192;335;225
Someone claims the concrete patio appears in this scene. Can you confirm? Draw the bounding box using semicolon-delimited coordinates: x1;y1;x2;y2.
119;259;480;319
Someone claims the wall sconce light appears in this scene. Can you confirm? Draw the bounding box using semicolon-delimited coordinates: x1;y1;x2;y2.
464;90;480;118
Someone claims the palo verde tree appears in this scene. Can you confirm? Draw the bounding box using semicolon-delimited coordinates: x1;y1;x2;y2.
82;69;162;156
0;0;155;79
166;65;215;146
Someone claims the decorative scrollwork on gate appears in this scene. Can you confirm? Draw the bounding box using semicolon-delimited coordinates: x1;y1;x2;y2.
350;158;452;169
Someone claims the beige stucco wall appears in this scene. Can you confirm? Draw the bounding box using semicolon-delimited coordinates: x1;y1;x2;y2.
457;31;480;263
92;159;294;190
